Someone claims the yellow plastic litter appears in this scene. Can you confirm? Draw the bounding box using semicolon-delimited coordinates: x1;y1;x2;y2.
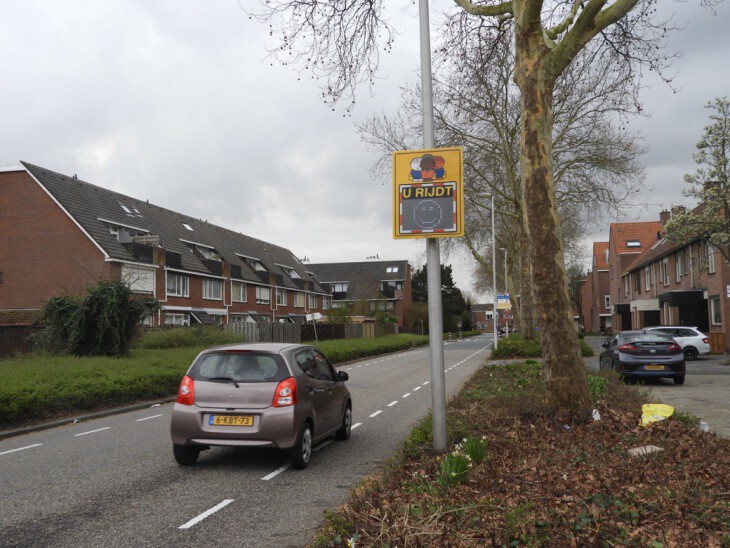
640;404;675;427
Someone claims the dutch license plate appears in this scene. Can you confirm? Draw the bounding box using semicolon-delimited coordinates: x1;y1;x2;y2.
209;415;254;427
644;365;665;371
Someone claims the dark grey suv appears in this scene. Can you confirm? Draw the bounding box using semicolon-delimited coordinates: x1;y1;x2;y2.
170;343;352;469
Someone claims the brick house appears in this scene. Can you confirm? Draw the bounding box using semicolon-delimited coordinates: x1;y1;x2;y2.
580;241;611;333
308;261;412;328
471;303;495;332
0;162;331;327
607;220;663;331
620;207;729;352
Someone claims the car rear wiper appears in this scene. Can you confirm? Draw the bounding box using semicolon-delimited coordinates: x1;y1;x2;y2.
207;376;240;388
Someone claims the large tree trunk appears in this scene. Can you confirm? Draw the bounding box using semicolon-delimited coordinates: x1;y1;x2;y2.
517;226;537;339
515;22;592;422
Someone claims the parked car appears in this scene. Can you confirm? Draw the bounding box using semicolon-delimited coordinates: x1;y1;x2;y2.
599;330;686;385
170;342;352;469
642;326;710;360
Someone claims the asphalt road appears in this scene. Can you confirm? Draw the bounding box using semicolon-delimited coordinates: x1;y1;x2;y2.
584;336;730;438
0;336;493;547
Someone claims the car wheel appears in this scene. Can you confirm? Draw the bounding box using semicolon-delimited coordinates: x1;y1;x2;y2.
683;347;698;361
335;404;352;441
674;375;685;385
289;423;312;470
173;444;200;466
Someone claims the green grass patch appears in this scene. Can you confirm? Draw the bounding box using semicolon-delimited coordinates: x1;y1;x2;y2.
491;333;594;359
0;333;429;429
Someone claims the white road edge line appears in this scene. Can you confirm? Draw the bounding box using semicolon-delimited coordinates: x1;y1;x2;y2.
413;386;421;391
179;499;235;529
402;392;411;398
0;443;43;456
352;422;362;430
136;414;164;422
74;427;111;437
387;401;398;407
262;464;290;481
369;410;383;418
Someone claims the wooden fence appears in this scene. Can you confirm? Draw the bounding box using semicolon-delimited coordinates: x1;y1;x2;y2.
224;322;301;343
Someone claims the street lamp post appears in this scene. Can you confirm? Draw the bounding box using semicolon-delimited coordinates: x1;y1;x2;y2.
501;247;508;334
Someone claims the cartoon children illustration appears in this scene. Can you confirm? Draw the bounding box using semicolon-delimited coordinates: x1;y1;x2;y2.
408;154;447;181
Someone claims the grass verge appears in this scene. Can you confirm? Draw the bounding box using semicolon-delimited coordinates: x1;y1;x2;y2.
312;362;730;546
0;333;428;429
492;333;594;359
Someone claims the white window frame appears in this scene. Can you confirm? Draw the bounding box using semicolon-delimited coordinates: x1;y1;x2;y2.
604;295;611;309
308;294;317;309
122;265;155;294
294;292;305;308
333;282;348;293
675;251;684;282
165;313;190;326
322;296;332;310
623;276;628;297
231;281;247;303
710;294;722;326
644;267;651;292
661;258;669;286
386;266;399;273
276;288;287;306
255;286;271;305
166;273;189;298
707;242;716;274
203;278;223;300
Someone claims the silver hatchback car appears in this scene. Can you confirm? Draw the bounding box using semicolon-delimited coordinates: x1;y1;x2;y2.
170;343;352;469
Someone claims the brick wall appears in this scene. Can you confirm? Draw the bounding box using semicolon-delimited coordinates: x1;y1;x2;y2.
0;170;113;310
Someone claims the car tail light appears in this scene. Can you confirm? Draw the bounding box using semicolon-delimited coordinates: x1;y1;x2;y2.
177;375;195;406
703;338;708;344
618;343;638;351
273;377;297;407
668;343;682;352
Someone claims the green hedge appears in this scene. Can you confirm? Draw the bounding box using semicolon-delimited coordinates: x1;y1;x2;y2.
135;325;245;349
491;334;594;359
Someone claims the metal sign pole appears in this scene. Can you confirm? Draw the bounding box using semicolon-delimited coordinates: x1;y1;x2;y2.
419;0;447;452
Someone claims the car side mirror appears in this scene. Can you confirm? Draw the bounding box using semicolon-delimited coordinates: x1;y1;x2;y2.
601;341;609;348
336;371;349;382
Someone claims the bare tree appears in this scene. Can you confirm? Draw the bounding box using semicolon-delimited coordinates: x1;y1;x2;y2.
359;31;644;340
246;0;719;421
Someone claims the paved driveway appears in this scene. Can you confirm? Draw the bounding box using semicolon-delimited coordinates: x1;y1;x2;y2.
584;336;730;438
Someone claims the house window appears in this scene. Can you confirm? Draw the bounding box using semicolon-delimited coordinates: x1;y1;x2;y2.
308;294;317;309
122;265;155;294
165;313;190;326
633;271;641;294
280;265;301;279
232;281;247;303
386;266;399;273
333;282;348;293
644;267;651;292
167;273;189;297
322;296;332;310
294;292;305;308
203;279;222;300
182;222;194;232
604;295;611;309
661;258;669;286
197;246;220;261
276;288;287;306
246;257;267;272
626;240;641;248
707;242;716;274
710;295;722;325
255;286;270;305
623;277;628;297
675;251;684;282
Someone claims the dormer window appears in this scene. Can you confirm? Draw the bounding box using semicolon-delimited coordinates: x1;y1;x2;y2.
386;266;399;273
181;239;220;261
626;240;641;248
278;264;301;279
119;203;133;215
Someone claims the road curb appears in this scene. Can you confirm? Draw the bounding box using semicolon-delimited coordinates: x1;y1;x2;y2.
0;397;176;441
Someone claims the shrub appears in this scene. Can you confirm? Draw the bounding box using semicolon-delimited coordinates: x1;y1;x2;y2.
137;325;244;349
491;334;594;359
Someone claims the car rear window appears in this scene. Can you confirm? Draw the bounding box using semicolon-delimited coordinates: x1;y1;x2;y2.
625;333;673;343
189;351;289;383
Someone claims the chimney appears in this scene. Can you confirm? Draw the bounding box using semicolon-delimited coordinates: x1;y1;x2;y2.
671;205;687;217
659;210;670;225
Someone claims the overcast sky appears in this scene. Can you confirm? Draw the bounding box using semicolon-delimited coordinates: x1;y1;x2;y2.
2;1;728;300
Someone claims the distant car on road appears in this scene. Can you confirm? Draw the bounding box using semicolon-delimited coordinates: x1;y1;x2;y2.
642;326;710;361
600;330;686;385
170;343;352;469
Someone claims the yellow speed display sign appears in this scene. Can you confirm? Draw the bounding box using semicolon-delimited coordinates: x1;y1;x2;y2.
392;147;464;239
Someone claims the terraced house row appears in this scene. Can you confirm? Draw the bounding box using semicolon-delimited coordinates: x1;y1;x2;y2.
582;207;730;353
0;162;337;328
